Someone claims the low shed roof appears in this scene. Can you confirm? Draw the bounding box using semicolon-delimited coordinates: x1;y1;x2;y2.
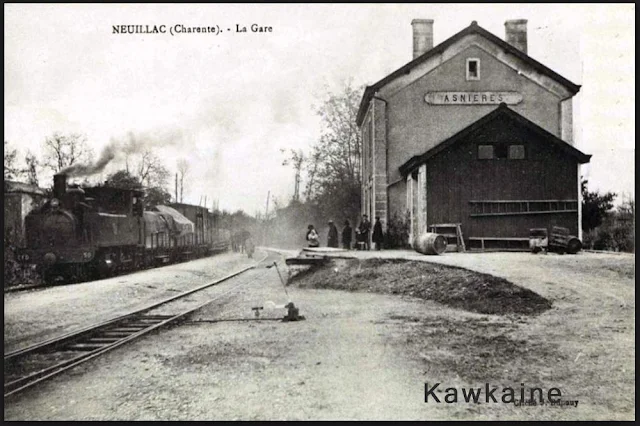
399;103;591;177
4;181;46;196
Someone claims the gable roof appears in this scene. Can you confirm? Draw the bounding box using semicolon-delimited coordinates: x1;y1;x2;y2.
357;21;581;126
399;103;591;177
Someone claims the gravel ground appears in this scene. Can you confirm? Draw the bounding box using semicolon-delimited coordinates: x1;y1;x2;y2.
279;248;636;420
4;249;635;420
4;251;263;353
5;257;437;420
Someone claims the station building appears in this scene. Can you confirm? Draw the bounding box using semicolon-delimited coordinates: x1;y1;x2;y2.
357;19;591;248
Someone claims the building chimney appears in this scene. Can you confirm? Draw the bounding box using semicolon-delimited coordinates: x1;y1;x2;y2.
411;19;434;59
505;19;528;54
53;173;67;200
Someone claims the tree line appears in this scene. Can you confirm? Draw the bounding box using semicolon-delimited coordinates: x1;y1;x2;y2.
4;133;194;208
581;179;634;252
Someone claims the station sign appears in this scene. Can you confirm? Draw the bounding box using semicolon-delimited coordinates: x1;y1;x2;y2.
424;92;523;105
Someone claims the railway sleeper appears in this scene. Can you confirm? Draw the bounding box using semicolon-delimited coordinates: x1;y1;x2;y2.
85;337;122;344
65;343;111;351
101;331;135;338
107;327;148;332
125;322;161;327
132;315;174;321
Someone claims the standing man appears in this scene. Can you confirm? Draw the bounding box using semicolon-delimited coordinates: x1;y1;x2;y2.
327;220;339;248
358;214;371;250
341;220;353;250
372;216;384;250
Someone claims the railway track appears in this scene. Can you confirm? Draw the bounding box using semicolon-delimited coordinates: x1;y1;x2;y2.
4;252;274;398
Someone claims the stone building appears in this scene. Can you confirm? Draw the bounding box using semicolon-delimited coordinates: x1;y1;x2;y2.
357;19;591;248
4;181;47;248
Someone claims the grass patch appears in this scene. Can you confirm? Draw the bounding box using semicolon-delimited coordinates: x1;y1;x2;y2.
289;258;551;316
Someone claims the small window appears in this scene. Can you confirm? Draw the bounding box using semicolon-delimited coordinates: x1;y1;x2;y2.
509;145;526;160
478;145;493;159
466;58;480;80
495;144;508;159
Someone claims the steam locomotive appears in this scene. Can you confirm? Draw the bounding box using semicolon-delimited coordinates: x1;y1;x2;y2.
16;174;231;284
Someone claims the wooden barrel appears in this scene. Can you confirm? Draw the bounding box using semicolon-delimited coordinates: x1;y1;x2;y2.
566;237;582;254
414;232;447;255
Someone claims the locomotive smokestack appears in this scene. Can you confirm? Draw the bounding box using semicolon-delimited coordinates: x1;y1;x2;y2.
53;174;67;199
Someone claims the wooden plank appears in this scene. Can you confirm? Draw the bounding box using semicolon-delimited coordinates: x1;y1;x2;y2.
468;248;529;252
468;237;529;241
469;210;577;217
469;199;578;203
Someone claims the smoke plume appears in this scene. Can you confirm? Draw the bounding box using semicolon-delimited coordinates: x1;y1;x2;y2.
60;128;185;177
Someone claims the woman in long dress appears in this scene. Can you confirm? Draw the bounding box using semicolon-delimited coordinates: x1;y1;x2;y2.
306;224;320;247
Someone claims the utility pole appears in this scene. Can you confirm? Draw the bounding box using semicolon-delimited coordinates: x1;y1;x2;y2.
264;190;270;246
175;173;178;203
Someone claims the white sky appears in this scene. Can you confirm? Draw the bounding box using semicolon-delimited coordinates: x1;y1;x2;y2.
4;3;635;213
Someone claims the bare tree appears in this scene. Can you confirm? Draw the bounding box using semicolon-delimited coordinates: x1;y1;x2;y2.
42;132;93;173
130;149;170;188
309;82;363;220
281;149;305;202
176;158;189;203
304;148;321;201
23;151;39;186
4;140;19;180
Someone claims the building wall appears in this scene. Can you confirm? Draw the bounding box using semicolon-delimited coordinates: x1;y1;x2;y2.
385;44;564;185
361;112;373;221
372;98;388;227
4;192;45;248
425;115;579;238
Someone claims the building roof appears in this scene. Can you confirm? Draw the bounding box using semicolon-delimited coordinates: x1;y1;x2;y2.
356;21;581;126
3;180;46;196
399;103;591;176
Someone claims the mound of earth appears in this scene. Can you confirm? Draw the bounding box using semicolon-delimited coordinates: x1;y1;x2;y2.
289;258;551;315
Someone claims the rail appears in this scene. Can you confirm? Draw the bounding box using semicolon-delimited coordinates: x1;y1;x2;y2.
4;252;270;397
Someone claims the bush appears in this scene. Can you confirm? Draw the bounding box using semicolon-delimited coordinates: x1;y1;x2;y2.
583;217;634;253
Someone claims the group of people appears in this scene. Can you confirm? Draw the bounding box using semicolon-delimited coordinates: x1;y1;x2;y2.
306;214;384;250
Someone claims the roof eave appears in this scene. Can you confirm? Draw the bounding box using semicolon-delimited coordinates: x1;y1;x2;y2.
399;104;591;175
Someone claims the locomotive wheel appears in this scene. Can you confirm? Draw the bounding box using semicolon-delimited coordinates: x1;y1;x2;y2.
43;268;67;285
42;270;58;285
